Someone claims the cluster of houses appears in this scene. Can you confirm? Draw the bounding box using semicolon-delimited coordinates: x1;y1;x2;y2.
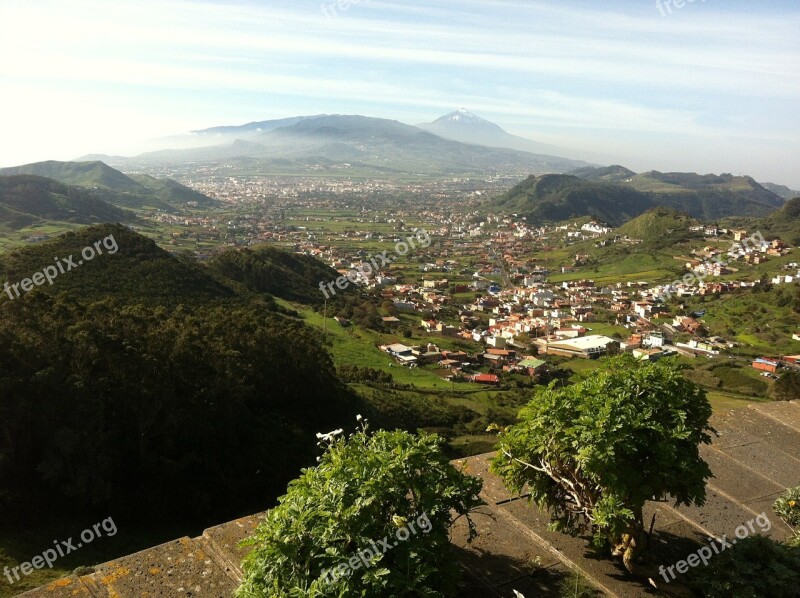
379;342;547;384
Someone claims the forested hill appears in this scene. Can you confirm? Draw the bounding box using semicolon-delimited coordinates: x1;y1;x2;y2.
1;223;235;304
495;172;784;225
0;160;218;211
0;174;133;230
0;224;362;530
209;245;343;306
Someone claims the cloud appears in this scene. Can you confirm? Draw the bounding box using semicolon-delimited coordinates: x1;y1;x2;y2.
0;0;797;183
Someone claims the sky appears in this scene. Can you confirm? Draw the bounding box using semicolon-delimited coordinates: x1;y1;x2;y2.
1;0;798;186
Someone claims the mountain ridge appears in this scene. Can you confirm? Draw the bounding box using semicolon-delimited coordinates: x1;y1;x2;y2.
0;160;218;211
107;114;592;176
0;174;134;231
494;171;784;226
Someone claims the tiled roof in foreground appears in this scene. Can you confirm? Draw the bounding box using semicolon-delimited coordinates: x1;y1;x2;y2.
20;401;800;597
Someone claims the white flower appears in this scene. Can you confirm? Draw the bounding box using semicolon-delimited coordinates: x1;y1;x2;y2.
356;414;363;421
512;591;525;598
317;429;344;442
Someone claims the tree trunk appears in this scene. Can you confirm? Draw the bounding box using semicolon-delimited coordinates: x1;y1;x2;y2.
613;508;647;575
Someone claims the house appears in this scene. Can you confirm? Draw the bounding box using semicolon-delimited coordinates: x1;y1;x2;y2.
472;373;500;385
517;357;547;377
633;348;668;361
383;343;413;357
381;317;401;326
673;316;704;335
732;229;749;242
486;336;507;349
642;332;665;348
541;335;619;359
752;358;778;373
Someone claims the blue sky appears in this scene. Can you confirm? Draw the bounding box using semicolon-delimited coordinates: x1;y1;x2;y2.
1;0;798;186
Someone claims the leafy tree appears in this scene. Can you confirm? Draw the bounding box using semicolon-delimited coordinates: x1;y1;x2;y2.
237;423;483;597
686;535;800;597
772;371;800;402
491;355;713;574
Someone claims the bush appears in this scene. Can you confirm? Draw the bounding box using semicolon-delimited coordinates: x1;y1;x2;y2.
236;421;483;597
686;535;800;597
774;485;800;528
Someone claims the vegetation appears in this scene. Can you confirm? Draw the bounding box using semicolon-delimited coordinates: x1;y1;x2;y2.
493;171;782;226
493;174;652;226
0;160;217;211
774;485;800;529
759;196;800;245
0;174;132;229
209;244;354;306
236;423;483;597
491;355;714;573
0;225;365;531
686;535;800;598
773;371;800;402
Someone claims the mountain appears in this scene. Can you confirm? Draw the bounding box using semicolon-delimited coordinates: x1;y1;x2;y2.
759;196;800;245
760;182;800;200
494;171;784;226
0;160;218;211
625;171;784;207
493;174;653;226
418;108;583;160
191;115;321;137
118;114;591;176
0;174;132;231
615;207;699;246
569;164;637;183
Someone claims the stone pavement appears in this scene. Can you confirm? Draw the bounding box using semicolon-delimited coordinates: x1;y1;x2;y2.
19;401;800;597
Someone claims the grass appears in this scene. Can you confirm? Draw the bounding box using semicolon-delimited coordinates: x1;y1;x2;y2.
284;301;485;391
706;389;771;411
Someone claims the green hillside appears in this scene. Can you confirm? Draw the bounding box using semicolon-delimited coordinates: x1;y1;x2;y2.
128;173;219;207
759;196;800;245
494;174;654;226
0;160;142;191
0;160;217;211
761;182;800;200
209;245;347;306
569;164;636;183
0;223;363;534
0;224;239;305
495;170;783;225
0;174;131;231
616;207;700;246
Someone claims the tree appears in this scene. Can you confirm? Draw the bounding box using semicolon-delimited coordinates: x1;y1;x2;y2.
772;371;800;402
491;355;713;574
237;422;483;597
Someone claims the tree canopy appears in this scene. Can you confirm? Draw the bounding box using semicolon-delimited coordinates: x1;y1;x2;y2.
491;355;714;572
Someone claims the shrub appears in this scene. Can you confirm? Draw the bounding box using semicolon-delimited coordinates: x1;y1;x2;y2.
774;485;800;528
236;420;483;597
686;535;800;597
